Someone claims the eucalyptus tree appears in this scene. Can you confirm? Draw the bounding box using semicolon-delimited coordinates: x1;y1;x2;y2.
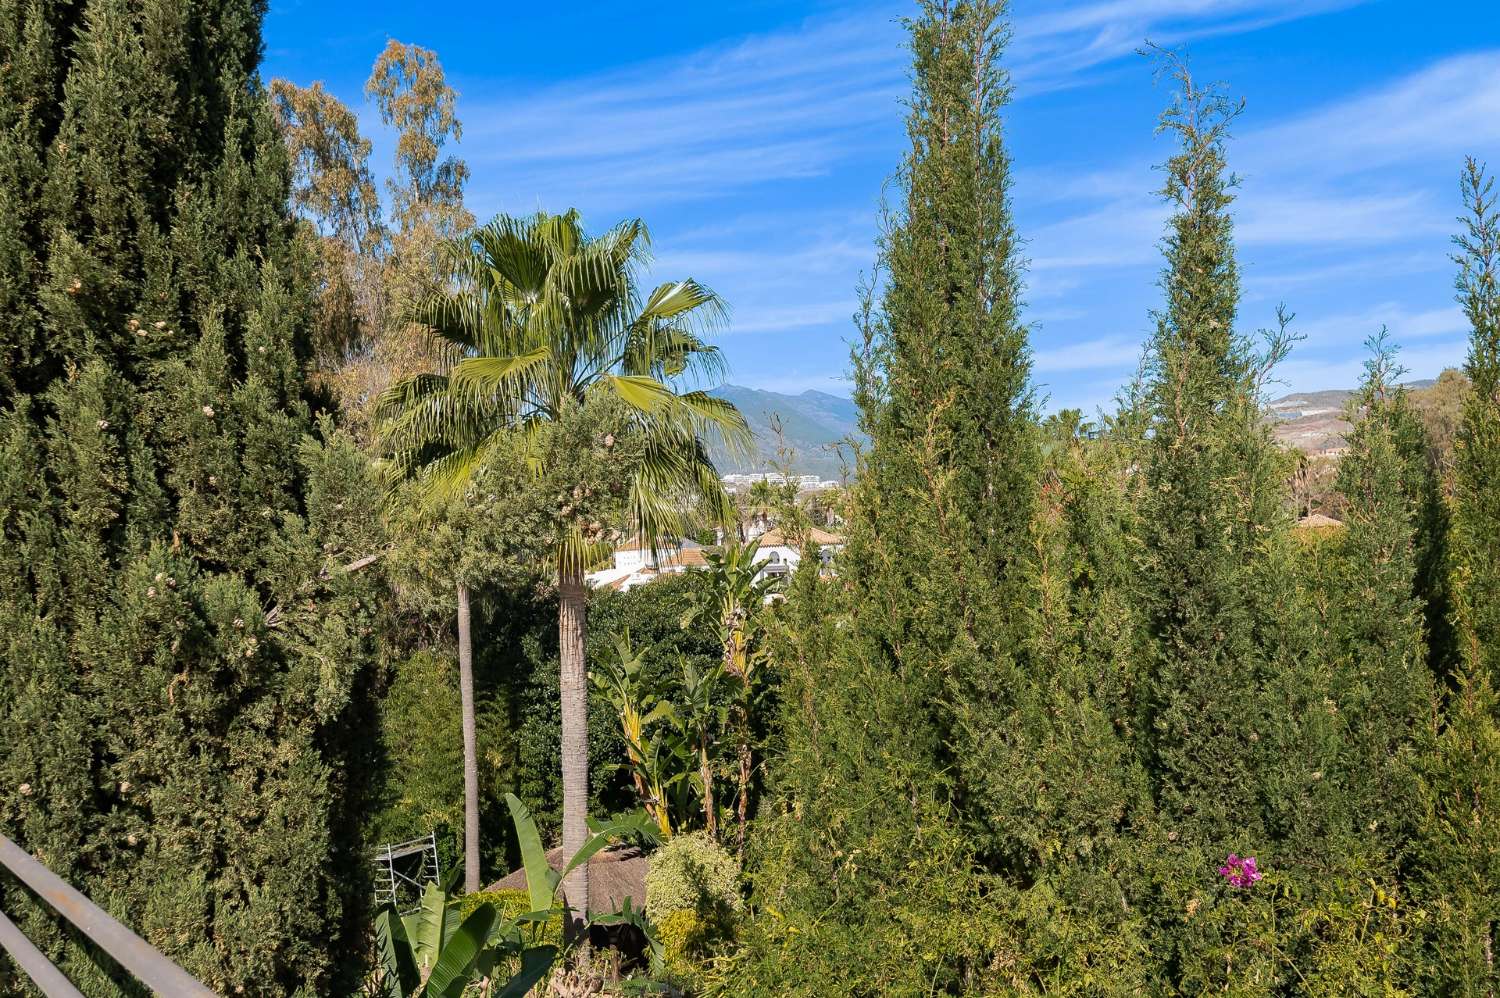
377;209;748;922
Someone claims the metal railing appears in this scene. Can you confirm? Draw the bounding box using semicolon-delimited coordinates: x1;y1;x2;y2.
0;834;216;997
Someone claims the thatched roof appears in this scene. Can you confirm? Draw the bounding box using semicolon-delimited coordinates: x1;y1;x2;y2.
486;844;647;915
1296;513;1344;529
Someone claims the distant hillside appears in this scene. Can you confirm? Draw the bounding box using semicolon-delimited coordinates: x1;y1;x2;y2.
708;385;863;479
706;380;1441;477
1266;380;1434;455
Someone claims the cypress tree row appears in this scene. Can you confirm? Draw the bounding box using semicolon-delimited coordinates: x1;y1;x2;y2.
731;1;1040;991
0;2;381;993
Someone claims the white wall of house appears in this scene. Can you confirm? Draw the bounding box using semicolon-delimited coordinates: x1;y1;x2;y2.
613;547;649;571
751;542;839;584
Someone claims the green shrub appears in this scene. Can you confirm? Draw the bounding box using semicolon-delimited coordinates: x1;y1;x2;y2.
657;908;709;966
645;832;742;923
455;888;564;948
656;893;741;988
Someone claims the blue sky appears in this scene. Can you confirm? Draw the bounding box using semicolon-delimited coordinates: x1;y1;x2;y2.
263;1;1500;414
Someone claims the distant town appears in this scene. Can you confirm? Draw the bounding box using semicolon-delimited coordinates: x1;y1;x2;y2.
719;472;841;492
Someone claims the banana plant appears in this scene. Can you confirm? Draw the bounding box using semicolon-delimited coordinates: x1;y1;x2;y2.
680;539;780;855
672;660;727;840
373;874;554;998
373;796;657;996
592;631;681;838
504;793;658;920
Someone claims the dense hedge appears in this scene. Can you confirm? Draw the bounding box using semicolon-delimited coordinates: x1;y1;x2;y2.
0;2;383;993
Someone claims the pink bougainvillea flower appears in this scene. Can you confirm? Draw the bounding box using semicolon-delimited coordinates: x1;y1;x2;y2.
1218;853;1263;888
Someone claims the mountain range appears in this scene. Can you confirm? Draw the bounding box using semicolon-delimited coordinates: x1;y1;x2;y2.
705;379;1440;477
1266;380;1434;456
707;385;862;480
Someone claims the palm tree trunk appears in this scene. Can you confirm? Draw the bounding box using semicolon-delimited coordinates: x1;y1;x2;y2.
558;569;590;932
457;581;480;895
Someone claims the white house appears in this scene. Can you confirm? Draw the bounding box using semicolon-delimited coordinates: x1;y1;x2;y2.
750;527;843;584
584;539;707;592
583;530;844;592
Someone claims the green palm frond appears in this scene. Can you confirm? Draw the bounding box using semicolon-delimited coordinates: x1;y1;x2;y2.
556;528;615;577
674;391;753;455
409;287;491;354
409;440;504;510
449;349;551;397
375;209;746;572
639;278;717;318
373;372;451;422
604;374;680;415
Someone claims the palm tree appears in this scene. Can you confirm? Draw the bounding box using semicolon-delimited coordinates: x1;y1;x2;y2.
377;209;748;923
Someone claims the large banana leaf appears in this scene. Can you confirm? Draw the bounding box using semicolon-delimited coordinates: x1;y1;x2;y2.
423;903;497;998
557;810;664;888
374;903;420;998
504;793;558;915
402;880;450;971
495;946;558;998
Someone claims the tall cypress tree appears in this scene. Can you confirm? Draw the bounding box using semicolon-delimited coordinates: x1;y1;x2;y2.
0;2;381;993
1449;158;1500;691
731;2;1042;992
1135;54;1270;846
1127;54;1352;991
1005;420;1151;990
851;0;1038;858
1326;333;1437;845
1300;332;1440;992
1413;157;1500;994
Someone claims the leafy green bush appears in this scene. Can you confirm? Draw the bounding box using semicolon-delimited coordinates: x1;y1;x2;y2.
657;908;718;970
645;832;742;923
455;888;563;949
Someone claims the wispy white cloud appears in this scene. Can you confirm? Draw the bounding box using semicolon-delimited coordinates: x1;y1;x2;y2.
653;214;872;338
1240;52;1500;178
1292;303;1467;349
458;11;907;214
414;0;1480;404
449;0;1380;215
1010;0;1369;92
1034;333;1144;372
1024;48;1500;281
1235;189;1447;247
727;300;861;336
1021;45;1496;406
1241;250;1445;299
1275;338;1468;393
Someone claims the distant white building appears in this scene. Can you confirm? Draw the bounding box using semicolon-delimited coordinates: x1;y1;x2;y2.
585;539;708;592
721;472;839;493
749;527;843;584
583;529;844;592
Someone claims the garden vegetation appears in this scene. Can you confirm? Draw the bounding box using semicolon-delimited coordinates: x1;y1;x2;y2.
0;0;1496;995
